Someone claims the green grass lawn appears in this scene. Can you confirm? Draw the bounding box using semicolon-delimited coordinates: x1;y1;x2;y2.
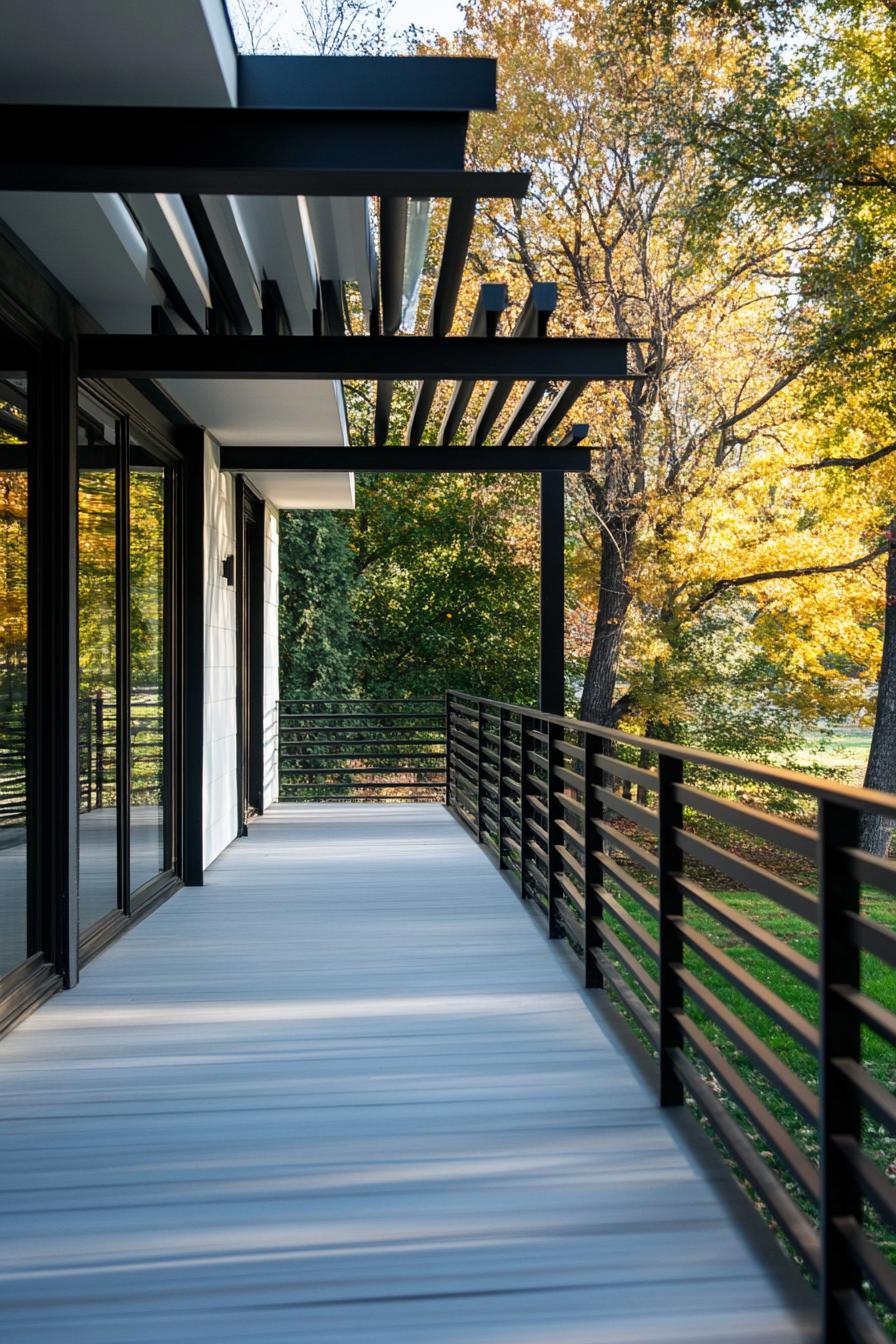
788;726;873;786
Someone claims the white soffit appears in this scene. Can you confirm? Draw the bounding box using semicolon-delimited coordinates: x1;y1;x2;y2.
200;197;263;333
0;191;156;333
161;380;349;448
126;194;212;329
0;0;237;106
244;471;356;510
305;198;375;312
234;197;319;334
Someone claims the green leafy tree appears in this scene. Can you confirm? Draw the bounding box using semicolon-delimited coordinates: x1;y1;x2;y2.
278;509;358;699
349;471;540;701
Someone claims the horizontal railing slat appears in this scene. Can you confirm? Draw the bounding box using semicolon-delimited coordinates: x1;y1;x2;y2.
674;828;819;924
669;1048;821;1275
281;698;445;804
444;689;896;1341
673;915;819;1055
675;873;817;987
674;783;818;860
673;1009;821;1201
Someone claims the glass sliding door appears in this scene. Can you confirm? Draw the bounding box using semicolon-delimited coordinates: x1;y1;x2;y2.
129;436;170;896
77;396;121;933
0;371;29;978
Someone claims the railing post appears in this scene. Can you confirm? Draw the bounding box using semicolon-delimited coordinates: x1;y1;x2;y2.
444;691;452;807
818;799;862;1341
520;712;533;901
497;708;507;869
546;719;562;938
94;690;104;810
444;692;453;808
584;729;604;988
475;698;484;843
658;752;684;1107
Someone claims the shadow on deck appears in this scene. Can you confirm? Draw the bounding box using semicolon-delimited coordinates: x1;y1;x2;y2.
0;803;819;1343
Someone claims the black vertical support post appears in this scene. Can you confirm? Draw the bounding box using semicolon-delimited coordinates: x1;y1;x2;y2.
94;692;103;809
584;729;604;988
179;426;205;886
475;700;484;843
497;708;507;868
539;471;564;715
520;711;533;901
818;799;863;1341
116;414;132;916
658;752;685;1106
41;336;79;987
444;691;452;807
248;494;265;818
546;719;562;938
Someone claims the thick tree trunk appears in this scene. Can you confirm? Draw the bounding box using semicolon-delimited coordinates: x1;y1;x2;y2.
579;523;633;725
860;518;896;855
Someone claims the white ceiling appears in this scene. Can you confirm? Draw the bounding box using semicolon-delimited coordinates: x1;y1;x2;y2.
162;380;348;448
245;471;356;510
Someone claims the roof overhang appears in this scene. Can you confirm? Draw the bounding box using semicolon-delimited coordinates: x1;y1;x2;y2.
0;16;638;494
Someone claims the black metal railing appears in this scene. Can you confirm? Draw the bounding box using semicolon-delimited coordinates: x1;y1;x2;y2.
447;689;896;1344
77;691;164;812
0;707;26;843
0;691;163;847
278;698;446;802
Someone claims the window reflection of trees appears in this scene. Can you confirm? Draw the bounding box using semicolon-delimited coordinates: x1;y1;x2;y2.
77;470;117;812
129;469;165;811
0;379;29;976
0;388;28;842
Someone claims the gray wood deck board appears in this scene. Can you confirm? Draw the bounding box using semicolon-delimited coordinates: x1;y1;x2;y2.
0;803;819;1342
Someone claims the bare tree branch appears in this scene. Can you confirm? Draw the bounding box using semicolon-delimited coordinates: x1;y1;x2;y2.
795;440;896;472
691;544;888;613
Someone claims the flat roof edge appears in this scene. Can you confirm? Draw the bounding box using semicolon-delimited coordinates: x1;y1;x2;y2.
238;55;498;112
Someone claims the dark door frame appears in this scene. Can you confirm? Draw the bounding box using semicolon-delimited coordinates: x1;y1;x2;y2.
234;474;265;834
76;381;184;965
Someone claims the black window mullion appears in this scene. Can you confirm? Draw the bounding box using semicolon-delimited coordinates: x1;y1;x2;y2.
117;414;131;916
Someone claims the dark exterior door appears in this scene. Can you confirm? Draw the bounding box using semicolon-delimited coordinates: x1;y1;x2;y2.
236;477;264;834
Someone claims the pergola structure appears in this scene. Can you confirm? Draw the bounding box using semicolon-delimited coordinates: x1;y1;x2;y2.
12;53;631;723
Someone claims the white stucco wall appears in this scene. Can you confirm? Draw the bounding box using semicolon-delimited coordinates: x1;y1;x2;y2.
262;503;279;810
203;437;238;867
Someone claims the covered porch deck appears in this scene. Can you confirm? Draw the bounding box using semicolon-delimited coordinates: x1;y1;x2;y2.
0;803;817;1342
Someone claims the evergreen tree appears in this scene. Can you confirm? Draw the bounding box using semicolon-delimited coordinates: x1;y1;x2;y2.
278;510;358;699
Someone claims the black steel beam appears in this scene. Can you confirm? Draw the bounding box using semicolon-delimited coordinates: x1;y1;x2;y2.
498;380;548;445
405;196;479;445
528;378;589;445
472;283;557;444
220;444;590;473
79;335;630;381
261;279;292;337
437;283;508;446
238;55;498;111
380;198;409;336
375;197;409;446
182;196;253;336
539;468;566;715
430;199;479;339
0;104;529;197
